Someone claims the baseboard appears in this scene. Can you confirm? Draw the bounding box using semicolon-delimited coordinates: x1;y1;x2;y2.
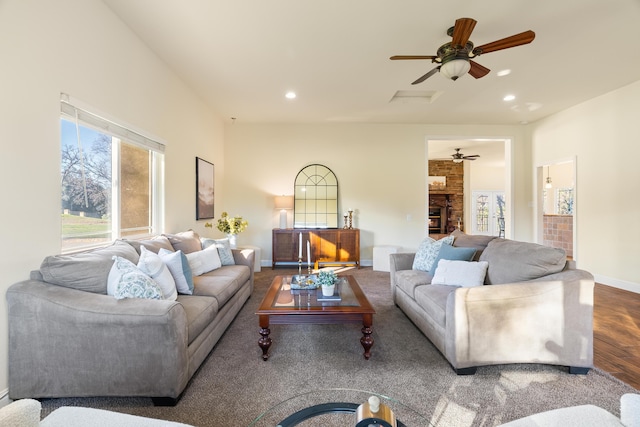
594;274;640;294
0;389;12;409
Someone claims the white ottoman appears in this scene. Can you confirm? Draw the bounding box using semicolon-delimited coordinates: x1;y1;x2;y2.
239;245;262;272
373;245;402;272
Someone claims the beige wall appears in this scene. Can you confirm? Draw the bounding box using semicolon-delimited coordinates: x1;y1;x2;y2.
0;0;223;394
223;124;532;265
530;80;640;291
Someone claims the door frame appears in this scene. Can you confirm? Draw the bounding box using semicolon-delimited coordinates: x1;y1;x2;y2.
425;136;513;239
535;156;577;260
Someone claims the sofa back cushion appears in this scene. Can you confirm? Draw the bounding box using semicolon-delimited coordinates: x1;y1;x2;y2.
451;230;497;261
124;235;174;255
163;230;202;254
39;240;139;294
479;238;567;285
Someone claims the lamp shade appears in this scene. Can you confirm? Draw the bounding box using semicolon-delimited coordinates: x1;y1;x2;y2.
440;59;471;81
275;195;294;210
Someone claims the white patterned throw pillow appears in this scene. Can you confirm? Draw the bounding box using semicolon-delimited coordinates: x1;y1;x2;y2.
107;256;164;300
201;237;235;266
412;235;455;272
137;246;177;301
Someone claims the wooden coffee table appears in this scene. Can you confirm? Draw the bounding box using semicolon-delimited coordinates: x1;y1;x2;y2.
256;275;376;360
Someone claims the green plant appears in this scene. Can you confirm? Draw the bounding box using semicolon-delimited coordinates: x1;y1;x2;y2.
316;270;338;287
216;212;248;235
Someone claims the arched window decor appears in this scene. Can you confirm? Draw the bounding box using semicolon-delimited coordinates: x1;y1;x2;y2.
294;164;339;228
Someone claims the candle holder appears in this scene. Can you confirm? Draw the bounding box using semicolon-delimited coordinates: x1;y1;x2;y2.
298;257;303;278
343;214;349;229
348;209;354;229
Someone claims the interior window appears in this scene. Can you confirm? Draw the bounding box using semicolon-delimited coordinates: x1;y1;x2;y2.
60;97;164;252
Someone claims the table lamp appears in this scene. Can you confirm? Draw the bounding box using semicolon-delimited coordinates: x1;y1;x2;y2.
275;195;294;229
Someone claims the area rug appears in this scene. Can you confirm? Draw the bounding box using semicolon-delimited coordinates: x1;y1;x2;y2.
39;267;637;426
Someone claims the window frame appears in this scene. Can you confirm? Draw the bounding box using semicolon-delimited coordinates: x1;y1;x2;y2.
60;94;165;253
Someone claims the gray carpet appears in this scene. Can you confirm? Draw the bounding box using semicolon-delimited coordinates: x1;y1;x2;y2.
40;267;637;426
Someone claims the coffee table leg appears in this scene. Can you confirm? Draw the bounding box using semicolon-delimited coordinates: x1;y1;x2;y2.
258;315;272;361
360;314;374;360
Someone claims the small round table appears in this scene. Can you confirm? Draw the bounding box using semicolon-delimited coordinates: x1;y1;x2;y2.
248;388;432;427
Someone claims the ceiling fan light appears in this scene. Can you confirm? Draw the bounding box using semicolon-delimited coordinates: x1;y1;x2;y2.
452;158;464;163
440;59;471;81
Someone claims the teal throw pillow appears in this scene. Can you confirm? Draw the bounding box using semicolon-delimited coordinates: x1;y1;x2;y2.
429;243;477;274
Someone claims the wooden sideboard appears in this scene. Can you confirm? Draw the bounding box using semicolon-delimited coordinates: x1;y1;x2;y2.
272;228;360;269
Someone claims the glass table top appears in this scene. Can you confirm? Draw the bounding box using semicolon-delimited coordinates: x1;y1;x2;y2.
271;276;361;309
248;388;432;427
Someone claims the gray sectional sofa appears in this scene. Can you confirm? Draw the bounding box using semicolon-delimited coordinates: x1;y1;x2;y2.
6;231;254;405
390;231;594;375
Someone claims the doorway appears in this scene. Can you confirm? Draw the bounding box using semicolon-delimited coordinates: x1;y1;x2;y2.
426;138;512;238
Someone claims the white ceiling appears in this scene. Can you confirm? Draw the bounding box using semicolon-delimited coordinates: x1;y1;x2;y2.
103;0;640;127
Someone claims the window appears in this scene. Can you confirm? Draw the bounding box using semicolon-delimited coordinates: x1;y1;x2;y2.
60;96;164;252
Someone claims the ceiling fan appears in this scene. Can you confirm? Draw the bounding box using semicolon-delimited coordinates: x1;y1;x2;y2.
390;17;535;84
434;148;480;163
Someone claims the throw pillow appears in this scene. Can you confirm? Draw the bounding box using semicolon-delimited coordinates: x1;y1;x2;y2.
107;256;164;300
412;235;454;272
158;248;194;295
185;244;222;276
201;237;235;266
432;260;489;287
137;246;177;301
163;230;202;254
429;243;477;274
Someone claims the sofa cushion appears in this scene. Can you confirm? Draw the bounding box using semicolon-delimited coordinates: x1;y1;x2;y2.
158;248;194;295
124;235;174;255
163;230;202;254
429;243;477;274
107;256;164;300
138;246;177;301
394;269;433;299
414;284;457;328
176;295;219;345
186;244;222;276
39;240;139;294
432;260;489;287
192;265;250;307
479;238;567;285
412;235;454;272
201;237;235;266
451;230;497;260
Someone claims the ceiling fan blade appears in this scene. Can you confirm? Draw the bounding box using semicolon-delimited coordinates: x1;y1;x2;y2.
463;155;480;159
451;17;477;47
411;66;440;85
468;60;490;79
390;55;437;60
473;30;535;55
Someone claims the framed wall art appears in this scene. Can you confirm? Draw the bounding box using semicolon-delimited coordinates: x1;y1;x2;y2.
428;176;447;190
196;157;214;220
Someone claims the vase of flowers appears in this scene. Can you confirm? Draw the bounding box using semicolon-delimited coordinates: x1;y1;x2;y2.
317;270;338;296
217;212;248;248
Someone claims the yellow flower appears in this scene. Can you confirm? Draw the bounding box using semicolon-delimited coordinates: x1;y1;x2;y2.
216;212;248;235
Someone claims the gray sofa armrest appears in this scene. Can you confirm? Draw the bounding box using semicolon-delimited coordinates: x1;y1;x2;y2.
389;253;415;295
445;269;594;370
7;280;189;399
232;248;255;291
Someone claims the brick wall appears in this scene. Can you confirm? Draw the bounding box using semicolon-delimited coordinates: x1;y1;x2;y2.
543;214;573;257
428;160;463;231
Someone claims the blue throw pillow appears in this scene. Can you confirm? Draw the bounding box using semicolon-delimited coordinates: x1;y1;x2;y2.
429;243;477;274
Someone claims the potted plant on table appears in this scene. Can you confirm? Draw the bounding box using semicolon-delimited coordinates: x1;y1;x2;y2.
215;212;248;248
317;270;338;296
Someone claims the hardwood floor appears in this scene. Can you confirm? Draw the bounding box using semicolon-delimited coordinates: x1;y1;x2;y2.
594;283;640;390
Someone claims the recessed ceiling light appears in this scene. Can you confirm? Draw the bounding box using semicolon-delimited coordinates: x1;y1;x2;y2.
497;69;511;77
503;94;516;102
285;91;296;99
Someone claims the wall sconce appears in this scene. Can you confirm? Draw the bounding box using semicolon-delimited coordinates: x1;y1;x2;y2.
545;166;553;189
274;195;294;229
